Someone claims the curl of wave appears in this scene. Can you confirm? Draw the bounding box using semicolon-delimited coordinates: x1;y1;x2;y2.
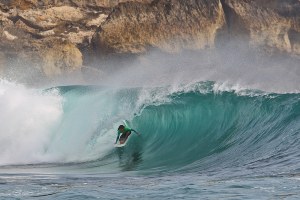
1;80;299;175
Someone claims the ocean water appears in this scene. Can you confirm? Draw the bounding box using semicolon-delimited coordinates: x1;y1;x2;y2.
0;80;300;199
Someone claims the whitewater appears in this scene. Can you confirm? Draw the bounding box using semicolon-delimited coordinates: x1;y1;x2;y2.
0;51;300;199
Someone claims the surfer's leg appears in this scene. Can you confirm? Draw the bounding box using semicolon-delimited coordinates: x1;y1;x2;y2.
119;133;126;143
125;131;131;140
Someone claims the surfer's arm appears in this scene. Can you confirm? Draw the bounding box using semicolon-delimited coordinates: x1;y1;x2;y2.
131;129;140;136
115;132;120;144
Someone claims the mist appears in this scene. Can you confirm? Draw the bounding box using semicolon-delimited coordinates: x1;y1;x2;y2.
1;41;300;94
87;43;300;94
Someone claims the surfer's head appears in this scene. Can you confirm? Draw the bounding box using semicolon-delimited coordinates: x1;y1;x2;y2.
118;125;125;131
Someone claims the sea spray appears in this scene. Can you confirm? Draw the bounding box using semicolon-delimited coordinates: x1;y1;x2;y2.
0;80;63;165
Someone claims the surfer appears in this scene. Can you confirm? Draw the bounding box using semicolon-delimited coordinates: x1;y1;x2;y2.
115;125;140;144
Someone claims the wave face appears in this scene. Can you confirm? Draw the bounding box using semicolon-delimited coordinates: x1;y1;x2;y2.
1;80;300;175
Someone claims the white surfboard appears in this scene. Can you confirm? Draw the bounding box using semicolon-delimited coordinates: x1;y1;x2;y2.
114;136;131;147
114;120;131;148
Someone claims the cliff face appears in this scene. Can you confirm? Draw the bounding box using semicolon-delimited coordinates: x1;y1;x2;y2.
2;0;153;9
221;0;300;56
93;0;225;54
0;0;154;78
0;0;300;80
93;0;300;56
0;3;107;77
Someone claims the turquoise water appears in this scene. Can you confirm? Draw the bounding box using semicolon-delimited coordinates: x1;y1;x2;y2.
0;81;300;199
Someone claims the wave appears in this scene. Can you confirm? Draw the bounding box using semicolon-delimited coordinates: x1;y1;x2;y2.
0;80;300;175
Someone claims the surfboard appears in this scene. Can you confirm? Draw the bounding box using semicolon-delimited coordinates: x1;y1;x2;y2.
114;120;131;148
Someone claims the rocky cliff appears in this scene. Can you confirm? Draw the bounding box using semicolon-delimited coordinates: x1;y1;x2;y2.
0;0;299;81
93;0;225;54
1;1;110;79
221;0;300;56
